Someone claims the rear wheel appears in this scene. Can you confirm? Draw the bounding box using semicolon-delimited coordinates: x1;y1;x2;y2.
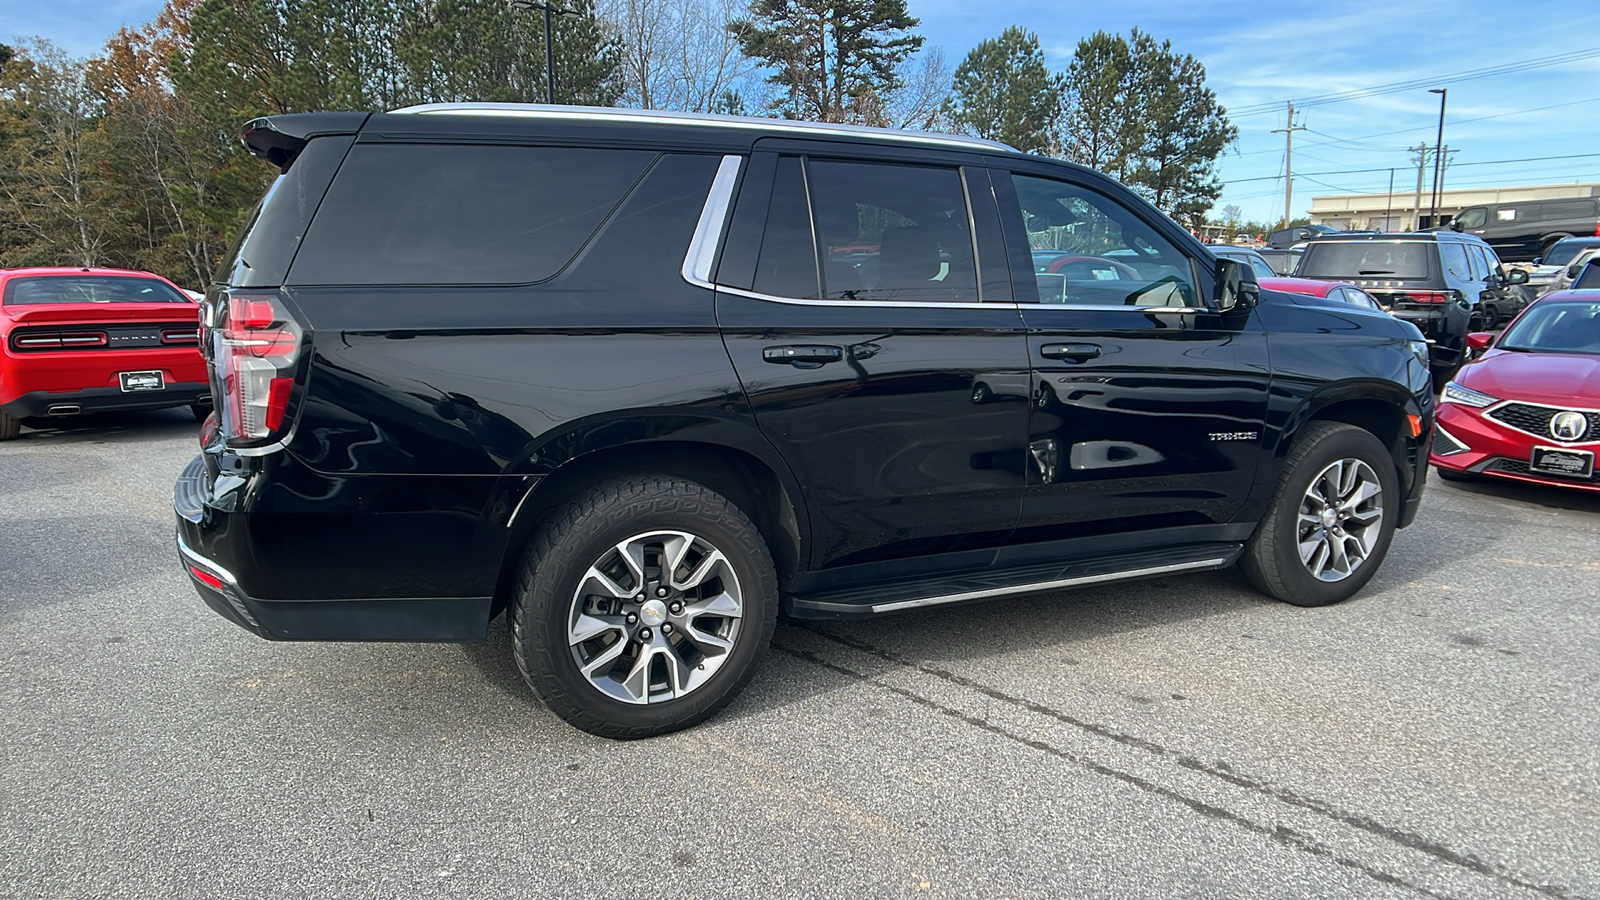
512;476;778;739
0;409;19;441
1241;421;1399;607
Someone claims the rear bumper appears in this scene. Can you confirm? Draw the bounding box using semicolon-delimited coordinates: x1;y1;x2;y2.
3;383;208;418
173;454;493;641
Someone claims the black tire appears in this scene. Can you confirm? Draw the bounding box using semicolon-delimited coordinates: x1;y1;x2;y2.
971;382;992;404
512;476;778;739
0;409;19;441
1434;466;1475;483
1480;304;1500;329
1241;421;1400;607
190;402;212;423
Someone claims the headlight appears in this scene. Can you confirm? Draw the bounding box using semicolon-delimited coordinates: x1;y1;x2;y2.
1442;381;1498;408
1408;340;1430;365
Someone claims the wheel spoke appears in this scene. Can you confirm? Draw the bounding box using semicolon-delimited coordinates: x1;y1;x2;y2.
618;646;655;702
1297;457;1386;583
1298;533;1325;565
569;612;622;646
580;567;635;602
680;626;734;656
579;638;627;679
685;588;742;619
672;549;730;593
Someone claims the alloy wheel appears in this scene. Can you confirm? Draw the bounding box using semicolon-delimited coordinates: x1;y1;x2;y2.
567;530;744;704
1296;458;1385;582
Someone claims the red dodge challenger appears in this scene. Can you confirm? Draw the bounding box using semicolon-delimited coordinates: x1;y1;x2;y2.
0;267;209;440
1430;290;1600;491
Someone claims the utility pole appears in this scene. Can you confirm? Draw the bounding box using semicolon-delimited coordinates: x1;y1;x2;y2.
1384;168;1394;232
1272;102;1308;229
1428;88;1448;226
1411;144;1429;231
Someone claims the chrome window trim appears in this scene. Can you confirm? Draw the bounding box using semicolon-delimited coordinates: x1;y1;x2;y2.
389;103;1017;153
682;155;743;289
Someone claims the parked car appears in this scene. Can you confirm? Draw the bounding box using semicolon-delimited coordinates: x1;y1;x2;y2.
1210;246;1276;280
1266;223;1340;249
174;106;1434;738
1430;291;1600;491
1448;195;1600;262
1295;232;1528;379
1545;246;1600;295
1256;247;1304;276
0;267;208;440
1522;236;1600;297
1574;259;1600;290
1258;277;1387;312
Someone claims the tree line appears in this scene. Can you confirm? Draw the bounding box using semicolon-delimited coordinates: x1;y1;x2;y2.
0;0;1235;287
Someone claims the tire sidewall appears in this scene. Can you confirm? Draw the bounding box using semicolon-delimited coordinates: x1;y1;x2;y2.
515;481;776;737
1263;427;1400;606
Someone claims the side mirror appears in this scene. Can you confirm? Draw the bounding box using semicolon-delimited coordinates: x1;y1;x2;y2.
1216;257;1259;311
1532;257;1542;266
1466;332;1494;352
1504;269;1529;285
1449;221;1463;232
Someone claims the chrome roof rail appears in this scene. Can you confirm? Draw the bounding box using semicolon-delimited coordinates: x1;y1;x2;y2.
388;103;1017;153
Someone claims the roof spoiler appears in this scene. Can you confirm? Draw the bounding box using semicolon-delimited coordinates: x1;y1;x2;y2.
240;112;371;171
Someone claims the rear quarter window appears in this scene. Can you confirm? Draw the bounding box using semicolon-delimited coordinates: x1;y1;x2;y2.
289;143;656;285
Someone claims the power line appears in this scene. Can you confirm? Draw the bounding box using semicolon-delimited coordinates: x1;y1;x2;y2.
1223;151;1600;185
1227;47;1600;118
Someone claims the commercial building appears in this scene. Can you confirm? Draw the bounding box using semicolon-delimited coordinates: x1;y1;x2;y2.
1308;182;1600;231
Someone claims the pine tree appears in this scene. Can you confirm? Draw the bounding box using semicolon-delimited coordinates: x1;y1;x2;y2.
729;0;924;123
945;27;1062;153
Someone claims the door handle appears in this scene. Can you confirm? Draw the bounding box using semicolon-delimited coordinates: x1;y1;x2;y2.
763;344;844;368
1040;343;1101;361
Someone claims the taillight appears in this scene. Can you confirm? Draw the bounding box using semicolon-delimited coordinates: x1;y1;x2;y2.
214;293;302;442
11;331;107;350
161;328;200;345
1402;291;1452;304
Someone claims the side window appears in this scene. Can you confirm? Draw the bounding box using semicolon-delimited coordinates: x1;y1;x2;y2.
291;144;655;285
1247;255;1274;280
1440;242;1472;280
1465;244;1490;282
1011;173;1196;308
751;156;821;299
1454;208;1486;230
806;160;977;302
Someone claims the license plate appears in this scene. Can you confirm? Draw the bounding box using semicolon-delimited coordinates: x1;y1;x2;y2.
119;370;165;392
1530;446;1594;478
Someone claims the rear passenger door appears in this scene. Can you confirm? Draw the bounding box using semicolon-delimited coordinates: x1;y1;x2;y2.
714;147;1031;569
992;166;1270;541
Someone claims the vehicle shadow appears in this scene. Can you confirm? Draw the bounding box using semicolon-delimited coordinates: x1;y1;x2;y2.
1435;475;1600;514
13;408;199;445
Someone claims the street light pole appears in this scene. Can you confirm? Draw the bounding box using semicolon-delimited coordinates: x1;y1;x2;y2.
1428;88;1447;227
509;0;582;104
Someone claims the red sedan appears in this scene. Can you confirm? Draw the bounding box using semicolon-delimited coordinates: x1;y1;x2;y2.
0;267;209;440
1258;277;1387;311
1430;290;1600;491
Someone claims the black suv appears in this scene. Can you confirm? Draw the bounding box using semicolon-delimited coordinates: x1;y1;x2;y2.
175;106;1434;738
1296;231;1528;378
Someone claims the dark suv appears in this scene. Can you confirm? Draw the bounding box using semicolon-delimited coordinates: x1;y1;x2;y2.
1296;231;1528;379
175;106;1434;738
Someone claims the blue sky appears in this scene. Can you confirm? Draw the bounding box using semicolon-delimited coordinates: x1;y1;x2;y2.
10;0;1600;224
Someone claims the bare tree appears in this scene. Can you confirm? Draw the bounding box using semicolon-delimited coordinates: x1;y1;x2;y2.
602;0;757;112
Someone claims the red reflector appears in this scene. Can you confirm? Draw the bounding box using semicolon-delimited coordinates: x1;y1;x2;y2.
264;377;293;432
189;566;224;590
1404;291;1451;304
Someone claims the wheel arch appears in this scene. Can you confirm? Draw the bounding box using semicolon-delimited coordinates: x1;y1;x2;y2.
487;422;808;618
1278;381;1422;496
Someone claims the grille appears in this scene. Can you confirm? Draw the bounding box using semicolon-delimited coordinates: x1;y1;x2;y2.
1431;428;1469;456
1488;403;1600;443
1489;458;1599;483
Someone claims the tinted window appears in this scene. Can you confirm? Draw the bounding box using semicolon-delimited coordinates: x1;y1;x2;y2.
1440;242;1471;280
1544;239;1600;267
3;275;188;306
807;160;977;302
1535;199;1595;221
1575;261;1600;290
751;156;821;299
291;144;655;285
1454;208;1486;229
224;136;354;287
1299;242;1430;280
1465;244;1490;281
1012;174;1195;308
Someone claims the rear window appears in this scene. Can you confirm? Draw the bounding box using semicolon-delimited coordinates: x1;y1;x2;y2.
1298;242;1431;280
289;143;655;285
2;275;188;306
1544;239;1600;267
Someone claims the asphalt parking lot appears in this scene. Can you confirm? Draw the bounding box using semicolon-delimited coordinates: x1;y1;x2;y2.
2;411;1597;900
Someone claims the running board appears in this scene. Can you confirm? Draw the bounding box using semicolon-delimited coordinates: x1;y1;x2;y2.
786;543;1243;619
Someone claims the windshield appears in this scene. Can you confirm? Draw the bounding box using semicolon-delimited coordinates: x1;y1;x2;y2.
2;275;189;306
1498;300;1600;354
1298;242;1430;279
1544;239;1600;268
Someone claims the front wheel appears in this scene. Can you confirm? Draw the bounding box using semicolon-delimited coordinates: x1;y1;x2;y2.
512;476;778;739
1241;421;1399;607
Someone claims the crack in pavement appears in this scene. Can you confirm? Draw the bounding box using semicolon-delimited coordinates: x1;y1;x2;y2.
784;626;1585;900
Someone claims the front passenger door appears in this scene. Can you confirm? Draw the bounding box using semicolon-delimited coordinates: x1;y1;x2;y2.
995;169;1271;543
